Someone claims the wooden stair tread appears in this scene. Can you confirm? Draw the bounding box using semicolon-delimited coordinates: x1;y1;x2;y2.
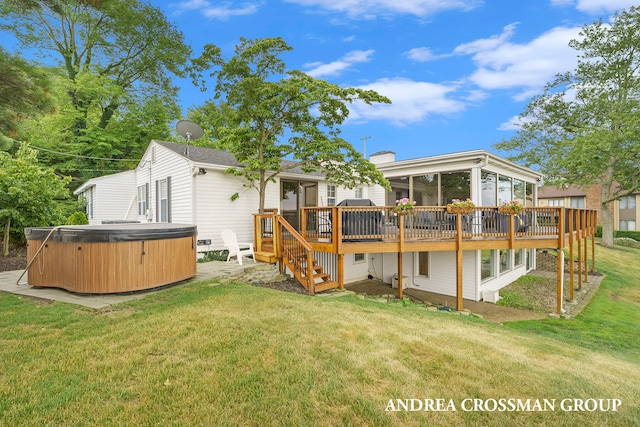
315;281;340;292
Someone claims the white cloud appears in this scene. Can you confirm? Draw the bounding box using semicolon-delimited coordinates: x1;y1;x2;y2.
284;0;482;18
551;0;638;14
455;24;581;100
348;78;465;125
304;50;375;77
170;1;261;20
404;47;438;62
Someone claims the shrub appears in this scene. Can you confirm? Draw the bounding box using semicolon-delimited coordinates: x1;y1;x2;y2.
66;211;88;225
197;250;229;263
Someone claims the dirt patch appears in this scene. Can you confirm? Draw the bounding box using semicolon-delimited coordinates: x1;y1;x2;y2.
251;278;310;295
0;243;27;272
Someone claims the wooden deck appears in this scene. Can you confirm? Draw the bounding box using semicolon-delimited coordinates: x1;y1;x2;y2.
254;206;597;313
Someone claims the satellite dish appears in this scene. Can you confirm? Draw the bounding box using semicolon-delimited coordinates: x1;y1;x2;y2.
176;120;204;156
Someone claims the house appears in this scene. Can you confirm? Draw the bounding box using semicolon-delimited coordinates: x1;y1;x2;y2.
76;140;596;312
539;184;638;231
73;170;137;224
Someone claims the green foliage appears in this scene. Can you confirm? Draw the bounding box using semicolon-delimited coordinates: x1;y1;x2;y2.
191;37;391;212
595;224;640;242
0;47;53;145
197;250;229;263
494;7;640;248
66;211;89;225
0;144;70;240
0;0;188;183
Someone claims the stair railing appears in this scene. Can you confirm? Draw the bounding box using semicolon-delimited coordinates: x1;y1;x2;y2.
276;216;315;295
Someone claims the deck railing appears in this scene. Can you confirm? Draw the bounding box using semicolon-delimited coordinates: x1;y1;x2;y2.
301;206;596;246
276;216;316;295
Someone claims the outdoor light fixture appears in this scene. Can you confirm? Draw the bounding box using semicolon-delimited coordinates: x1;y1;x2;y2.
198;168;207;175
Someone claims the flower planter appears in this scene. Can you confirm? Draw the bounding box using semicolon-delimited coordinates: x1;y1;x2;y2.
446;205;474;214
392;208;415;216
498;206;523;215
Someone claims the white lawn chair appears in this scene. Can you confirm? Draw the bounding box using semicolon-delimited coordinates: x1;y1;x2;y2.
221;229;256;265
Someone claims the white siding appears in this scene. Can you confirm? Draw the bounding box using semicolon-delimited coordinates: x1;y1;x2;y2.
380;251;478;300
194;170;277;249
136;143;192;224
343;253;370;283
75;170;136;224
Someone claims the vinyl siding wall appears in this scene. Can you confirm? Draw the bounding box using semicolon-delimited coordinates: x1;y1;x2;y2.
194;170;280;250
79;171;137;225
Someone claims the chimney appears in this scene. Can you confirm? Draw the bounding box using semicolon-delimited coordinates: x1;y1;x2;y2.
369;151;395;165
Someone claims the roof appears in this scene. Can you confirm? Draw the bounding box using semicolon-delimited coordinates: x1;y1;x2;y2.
154;141;323;177
538;185;586;198
374;149;542;180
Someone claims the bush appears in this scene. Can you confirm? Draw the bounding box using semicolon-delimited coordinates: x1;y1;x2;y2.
66;211;89;225
197;250;229;263
594;225;639;241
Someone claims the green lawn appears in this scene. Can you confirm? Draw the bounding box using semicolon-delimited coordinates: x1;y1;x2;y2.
0;243;638;426
503;244;640;362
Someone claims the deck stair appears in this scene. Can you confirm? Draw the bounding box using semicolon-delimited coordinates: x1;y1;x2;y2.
287;255;338;294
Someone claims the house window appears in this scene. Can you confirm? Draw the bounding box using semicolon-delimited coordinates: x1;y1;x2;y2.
515;249;524;267
620;220;636;231
355;187;363;199
548;199;564;207
415;252;429;278
137;184;148;216
151;146;157;163
481;171;497;206
157;177;171;222
514;179;525;204
440;171;471;206
327;185;336;206
499;249;512;274
481;250;495;281
526;182;534;207
620;196;636;210
354;253;365;263
387;177;410;205
82;187;94;220
413;174;438;206
570;197;585;208
498;175;512;205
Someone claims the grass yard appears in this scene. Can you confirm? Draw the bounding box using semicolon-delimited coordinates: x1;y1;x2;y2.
0;243;638;426
503;243;640;362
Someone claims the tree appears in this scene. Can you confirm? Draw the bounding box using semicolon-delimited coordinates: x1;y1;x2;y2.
190;37;391;213
0;48;52;150
0;144;70;256
494;7;640;248
0;0;189;180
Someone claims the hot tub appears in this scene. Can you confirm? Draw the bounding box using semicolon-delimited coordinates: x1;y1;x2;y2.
25;223;197;294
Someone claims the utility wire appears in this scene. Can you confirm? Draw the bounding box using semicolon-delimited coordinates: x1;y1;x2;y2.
29;145;140;162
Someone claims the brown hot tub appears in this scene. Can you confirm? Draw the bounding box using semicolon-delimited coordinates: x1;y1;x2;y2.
25;223;197;294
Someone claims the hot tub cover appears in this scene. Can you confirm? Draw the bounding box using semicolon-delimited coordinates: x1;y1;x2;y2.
25;223;197;243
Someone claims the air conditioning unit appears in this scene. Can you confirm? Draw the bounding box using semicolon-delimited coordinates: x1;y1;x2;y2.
483;289;500;303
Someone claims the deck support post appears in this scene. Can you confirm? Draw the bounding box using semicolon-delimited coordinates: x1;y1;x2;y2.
338;254;344;290
556;248;564;314
568;210;574;301
456;213;463;312
397;251;403;300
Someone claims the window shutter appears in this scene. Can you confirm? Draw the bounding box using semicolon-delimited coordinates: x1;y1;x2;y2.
167;176;172;223
155;180;159;222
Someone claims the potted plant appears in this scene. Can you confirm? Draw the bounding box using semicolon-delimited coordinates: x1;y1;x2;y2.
392;198;416;215
498;200;524;214
446;198;475;214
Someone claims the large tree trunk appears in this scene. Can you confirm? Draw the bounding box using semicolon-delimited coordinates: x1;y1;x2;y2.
600;186;615;248
2;216;10;257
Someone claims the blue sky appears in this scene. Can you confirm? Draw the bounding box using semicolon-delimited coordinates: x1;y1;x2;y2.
158;0;636;160
3;0;637;161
